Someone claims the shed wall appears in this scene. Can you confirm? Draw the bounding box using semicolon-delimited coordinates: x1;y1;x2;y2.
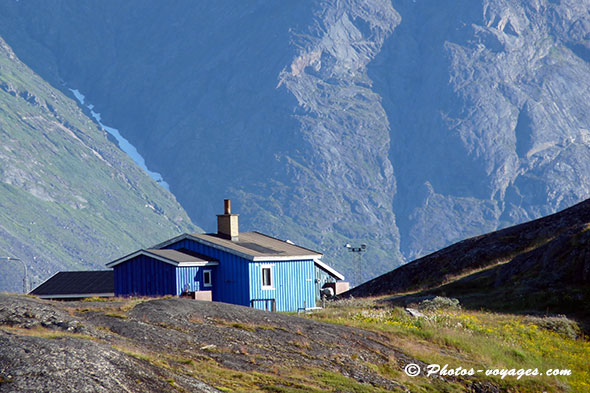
176;266;211;294
113;255;176;297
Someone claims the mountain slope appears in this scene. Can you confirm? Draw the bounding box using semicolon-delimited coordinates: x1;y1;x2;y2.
0;1;589;282
0;37;199;292
346;197;590;326
0;0;405;282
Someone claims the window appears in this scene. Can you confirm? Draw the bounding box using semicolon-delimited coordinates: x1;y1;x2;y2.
203;270;212;287
261;266;273;289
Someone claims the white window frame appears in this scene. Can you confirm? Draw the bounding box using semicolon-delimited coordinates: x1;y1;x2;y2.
261;265;274;290
203;269;212;288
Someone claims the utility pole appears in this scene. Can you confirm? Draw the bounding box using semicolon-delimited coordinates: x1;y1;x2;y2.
345;243;366;287
0;257;28;293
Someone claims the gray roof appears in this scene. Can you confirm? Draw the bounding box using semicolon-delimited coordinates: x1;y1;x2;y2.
145;249;213;263
30;271;114;299
106;248;219;268
156;231;323;261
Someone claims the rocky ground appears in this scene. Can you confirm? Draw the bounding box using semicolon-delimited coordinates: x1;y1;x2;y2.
2;293;583;392
0;294;425;392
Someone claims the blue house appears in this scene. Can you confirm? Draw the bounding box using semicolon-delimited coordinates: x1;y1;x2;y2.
106;200;347;312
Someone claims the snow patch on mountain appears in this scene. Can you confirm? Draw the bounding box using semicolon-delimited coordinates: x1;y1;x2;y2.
69;88;170;191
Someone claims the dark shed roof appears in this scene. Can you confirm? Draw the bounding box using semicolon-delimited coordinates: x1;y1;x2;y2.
30;270;114;299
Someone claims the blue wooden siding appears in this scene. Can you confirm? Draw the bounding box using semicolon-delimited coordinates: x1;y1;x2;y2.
165;239;249;306
249;260;316;312
176;266;210;294
114;255;176;297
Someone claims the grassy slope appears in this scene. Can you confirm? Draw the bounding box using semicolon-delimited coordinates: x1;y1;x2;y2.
308;298;589;393
396;227;590;328
0;37;200;291
344;198;590;329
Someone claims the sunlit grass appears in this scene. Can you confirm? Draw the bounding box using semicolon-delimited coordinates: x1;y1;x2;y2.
0;325;96;341
305;298;589;392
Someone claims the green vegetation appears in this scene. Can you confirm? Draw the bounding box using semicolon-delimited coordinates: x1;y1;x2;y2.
306;298;589;393
416;296;460;311
55;296;587;392
5;293;589;392
169;359;404;393
0;325;96;341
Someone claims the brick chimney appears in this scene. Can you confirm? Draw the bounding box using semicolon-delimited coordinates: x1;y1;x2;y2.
217;199;239;241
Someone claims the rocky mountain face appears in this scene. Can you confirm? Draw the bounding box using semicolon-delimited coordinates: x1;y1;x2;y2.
375;0;590;259
346;197;590;329
0;0;588;283
0;37;198;292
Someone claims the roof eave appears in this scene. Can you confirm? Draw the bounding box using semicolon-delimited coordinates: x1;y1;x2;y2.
151;233;193;249
314;259;345;280
177;261;219;267
36;292;114;299
106;249;217;268
251;255;322;262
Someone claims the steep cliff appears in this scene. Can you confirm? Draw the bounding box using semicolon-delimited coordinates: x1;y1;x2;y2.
0;0;589;283
375;0;590;259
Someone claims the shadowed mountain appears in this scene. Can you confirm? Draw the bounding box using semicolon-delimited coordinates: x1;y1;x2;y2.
345;198;590;327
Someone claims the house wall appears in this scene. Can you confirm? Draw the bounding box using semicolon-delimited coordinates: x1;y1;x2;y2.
164;238;319;311
249;260;316;312
165;239;249;306
114;255;176;297
176;266;211;294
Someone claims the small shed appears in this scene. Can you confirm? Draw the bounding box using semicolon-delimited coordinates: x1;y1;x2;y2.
30;271;114;300
314;259;348;303
106;249;218;297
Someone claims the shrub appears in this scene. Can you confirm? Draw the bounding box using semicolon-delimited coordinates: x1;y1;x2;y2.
325;297;377;309
418;296;461;311
528;315;580;340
